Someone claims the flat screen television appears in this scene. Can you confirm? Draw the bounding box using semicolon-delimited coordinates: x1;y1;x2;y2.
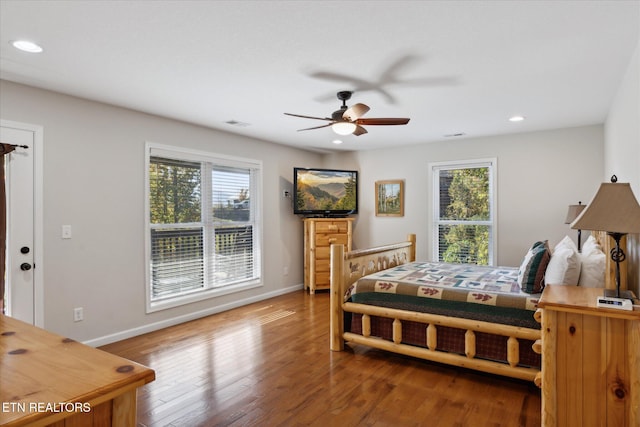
293;167;358;216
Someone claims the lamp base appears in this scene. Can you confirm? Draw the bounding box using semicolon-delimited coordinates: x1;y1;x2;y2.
603;288;635;300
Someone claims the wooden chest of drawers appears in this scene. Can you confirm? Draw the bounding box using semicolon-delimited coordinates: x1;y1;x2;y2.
304;218;353;293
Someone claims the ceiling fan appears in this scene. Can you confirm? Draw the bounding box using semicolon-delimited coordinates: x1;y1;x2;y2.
284;91;410;136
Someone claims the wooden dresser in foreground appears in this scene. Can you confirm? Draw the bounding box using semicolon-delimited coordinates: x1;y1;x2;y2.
538;285;639;427
304;217;353;293
0;315;155;427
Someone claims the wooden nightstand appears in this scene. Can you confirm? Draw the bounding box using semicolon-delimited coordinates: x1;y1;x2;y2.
538;285;640;427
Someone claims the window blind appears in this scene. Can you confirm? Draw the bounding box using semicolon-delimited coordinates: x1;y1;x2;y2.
147;149;261;307
150;227;204;297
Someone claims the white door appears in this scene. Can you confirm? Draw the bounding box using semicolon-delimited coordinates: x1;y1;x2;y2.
1;121;42;325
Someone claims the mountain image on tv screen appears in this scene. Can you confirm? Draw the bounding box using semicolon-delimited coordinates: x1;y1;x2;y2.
295;169;357;213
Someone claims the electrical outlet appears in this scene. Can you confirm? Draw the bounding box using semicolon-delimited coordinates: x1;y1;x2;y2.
283;266;289;276
73;307;83;322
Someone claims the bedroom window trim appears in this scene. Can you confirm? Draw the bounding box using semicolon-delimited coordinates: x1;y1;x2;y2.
430;158;497;265
145;142;263;313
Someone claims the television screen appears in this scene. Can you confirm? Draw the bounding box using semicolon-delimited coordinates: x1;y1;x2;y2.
293;167;358;216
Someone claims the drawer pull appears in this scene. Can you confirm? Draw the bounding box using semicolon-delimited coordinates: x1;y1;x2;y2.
328;238;337;243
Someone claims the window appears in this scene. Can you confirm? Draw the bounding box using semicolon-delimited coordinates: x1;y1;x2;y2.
431;159;496;265
146;143;262;311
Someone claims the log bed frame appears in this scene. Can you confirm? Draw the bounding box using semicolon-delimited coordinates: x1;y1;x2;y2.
329;232;626;384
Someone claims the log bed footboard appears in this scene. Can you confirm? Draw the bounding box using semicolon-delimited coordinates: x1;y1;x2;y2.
329;234;543;383
342;302;540;381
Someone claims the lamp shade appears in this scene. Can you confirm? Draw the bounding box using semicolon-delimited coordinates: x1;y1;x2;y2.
571;181;640;233
332;122;357;135
564;203;586;224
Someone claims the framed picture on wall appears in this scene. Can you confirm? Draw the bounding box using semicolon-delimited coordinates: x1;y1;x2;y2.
375;180;404;217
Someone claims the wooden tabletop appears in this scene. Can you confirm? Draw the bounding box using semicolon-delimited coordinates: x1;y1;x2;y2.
538;285;640;320
0;314;155;426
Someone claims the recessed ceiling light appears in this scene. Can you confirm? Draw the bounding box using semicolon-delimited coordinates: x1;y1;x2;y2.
332;139;343;145
509;115;525;122
11;40;43;53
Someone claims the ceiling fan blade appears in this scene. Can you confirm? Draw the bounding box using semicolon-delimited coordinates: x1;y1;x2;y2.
353;125;368;136
297;123;333;132
356;118;410;125
342;103;370;121
284;113;333;121
309;71;371;87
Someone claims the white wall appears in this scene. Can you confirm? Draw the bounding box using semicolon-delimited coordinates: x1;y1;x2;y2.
1;75;623;344
0;80;321;344
325;125;604;268
605;38;640;296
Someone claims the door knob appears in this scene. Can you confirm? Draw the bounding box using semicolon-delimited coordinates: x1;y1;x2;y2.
20;263;32;271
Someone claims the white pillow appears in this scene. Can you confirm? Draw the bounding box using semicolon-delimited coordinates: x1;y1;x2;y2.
546;237;581;285
555;235;579;253
579;236;606;288
581;235;601;256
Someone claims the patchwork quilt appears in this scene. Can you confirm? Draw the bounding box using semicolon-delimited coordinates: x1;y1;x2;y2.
347;261;540;312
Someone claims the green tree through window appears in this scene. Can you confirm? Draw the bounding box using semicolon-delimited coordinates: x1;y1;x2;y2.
149;159;201;224
433;161;494;265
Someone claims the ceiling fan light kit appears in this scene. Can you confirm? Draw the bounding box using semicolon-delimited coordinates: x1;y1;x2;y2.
332;122;357;135
285;91;410;137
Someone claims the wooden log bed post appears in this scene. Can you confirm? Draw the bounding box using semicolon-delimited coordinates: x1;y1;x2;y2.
330;234;416;352
330;242;346;351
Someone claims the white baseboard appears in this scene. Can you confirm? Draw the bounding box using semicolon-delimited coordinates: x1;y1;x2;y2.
84;284;303;347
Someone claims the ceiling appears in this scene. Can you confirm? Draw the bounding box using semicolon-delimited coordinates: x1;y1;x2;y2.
1;1;638;152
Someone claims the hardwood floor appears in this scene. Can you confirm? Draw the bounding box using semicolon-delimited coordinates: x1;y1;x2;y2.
100;291;541;426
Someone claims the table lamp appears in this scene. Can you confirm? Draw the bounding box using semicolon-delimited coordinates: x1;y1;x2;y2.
571;175;640;300
564;202;586;250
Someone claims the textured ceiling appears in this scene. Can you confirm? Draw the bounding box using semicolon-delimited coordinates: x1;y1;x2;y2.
1;1;638;152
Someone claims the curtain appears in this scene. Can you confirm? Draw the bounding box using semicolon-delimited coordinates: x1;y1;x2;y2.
0;143;17;314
